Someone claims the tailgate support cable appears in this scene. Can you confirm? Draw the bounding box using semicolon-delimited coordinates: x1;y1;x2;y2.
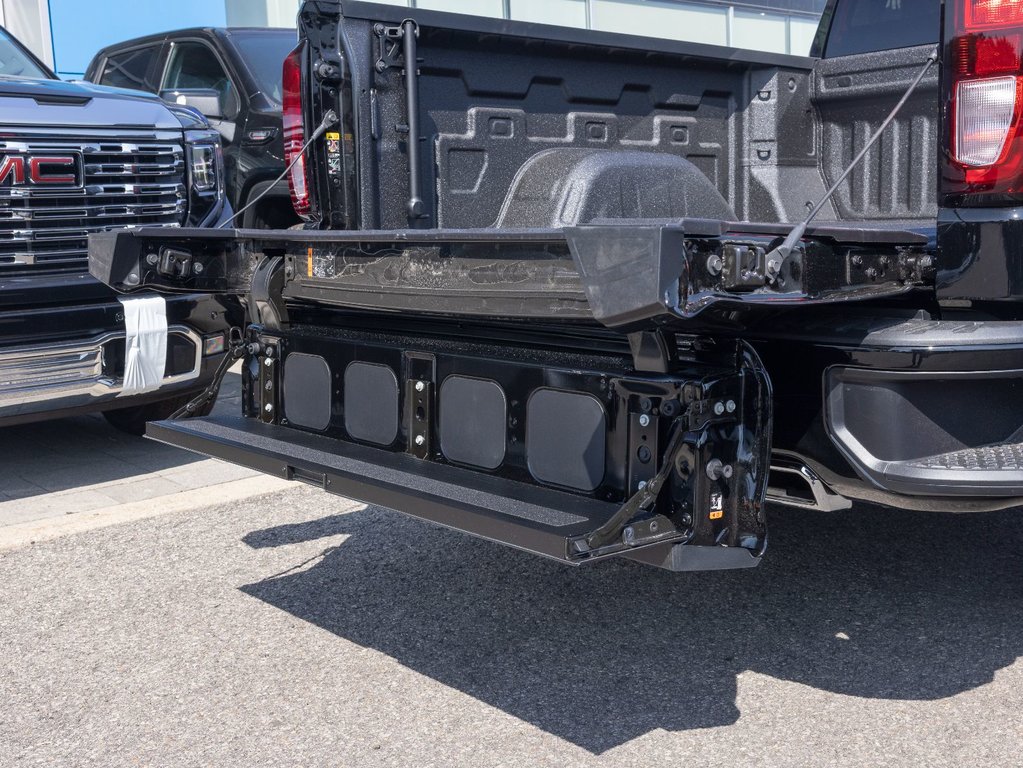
169;328;246;420
763;47;938;267
579;415;689;552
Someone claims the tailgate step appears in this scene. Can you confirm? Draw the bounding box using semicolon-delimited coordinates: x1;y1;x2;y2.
146;330;773;572
149;416;669;564
148;415;760;570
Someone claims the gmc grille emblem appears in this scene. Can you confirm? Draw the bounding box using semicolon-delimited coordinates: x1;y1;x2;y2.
0;153;84;188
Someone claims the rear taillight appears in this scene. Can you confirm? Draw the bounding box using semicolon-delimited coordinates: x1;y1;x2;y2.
944;0;1023;198
283;43;315;219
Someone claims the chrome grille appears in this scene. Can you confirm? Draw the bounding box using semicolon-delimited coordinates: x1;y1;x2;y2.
0;139;186;275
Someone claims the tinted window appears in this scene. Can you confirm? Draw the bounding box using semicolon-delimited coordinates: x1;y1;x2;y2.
0;28;50;80
100;46;157;91
163;42;236;114
823;0;940;57
229;32;296;105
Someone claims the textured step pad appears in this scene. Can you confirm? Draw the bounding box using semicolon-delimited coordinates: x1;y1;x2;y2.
910;444;1023;472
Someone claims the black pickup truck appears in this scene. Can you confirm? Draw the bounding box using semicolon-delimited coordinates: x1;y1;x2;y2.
0;25;237;433
86;28;301;230
90;0;1023;571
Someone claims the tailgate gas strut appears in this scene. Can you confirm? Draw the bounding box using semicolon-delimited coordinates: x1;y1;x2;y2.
763;47;938;269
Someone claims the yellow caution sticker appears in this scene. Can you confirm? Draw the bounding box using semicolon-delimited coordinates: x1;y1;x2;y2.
709;492;724;520
325;133;343;178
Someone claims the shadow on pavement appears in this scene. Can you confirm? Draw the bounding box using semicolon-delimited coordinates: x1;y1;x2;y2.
241;502;1023;753
0;372;241;500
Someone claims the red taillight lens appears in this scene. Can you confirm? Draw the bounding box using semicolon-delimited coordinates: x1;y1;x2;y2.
966;0;1023;30
955;33;1023;77
945;0;1023;198
283;44;315;219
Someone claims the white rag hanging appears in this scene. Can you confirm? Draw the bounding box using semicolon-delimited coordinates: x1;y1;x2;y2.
119;295;168;396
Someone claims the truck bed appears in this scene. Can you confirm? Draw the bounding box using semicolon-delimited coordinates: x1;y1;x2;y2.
310;1;938;235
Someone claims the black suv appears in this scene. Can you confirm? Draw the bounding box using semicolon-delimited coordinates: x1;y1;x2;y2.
86;28;299;229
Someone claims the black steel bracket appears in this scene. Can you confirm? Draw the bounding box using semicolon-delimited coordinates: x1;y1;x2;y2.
627;411;659;494
253;332;282;426
250;256;290;332
404;351;436;459
628;329;679;373
373;23;406;73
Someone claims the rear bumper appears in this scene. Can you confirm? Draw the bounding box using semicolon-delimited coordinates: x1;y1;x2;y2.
825;362;1023;498
0;291;237;426
757;312;1023;505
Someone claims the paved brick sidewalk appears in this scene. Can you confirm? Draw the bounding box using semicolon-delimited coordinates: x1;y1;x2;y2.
0;370;279;530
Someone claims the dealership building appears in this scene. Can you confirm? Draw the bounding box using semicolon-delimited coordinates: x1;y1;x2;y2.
0;0;824;80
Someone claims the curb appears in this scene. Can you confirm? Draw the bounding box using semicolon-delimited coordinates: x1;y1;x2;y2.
0;475;293;553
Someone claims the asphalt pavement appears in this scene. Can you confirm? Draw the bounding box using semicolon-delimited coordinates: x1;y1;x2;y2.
1;480;1022;766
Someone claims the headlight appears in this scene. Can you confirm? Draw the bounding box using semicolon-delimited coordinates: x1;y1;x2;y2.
168;104;227;226
189;144;219;192
183;138;224;226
